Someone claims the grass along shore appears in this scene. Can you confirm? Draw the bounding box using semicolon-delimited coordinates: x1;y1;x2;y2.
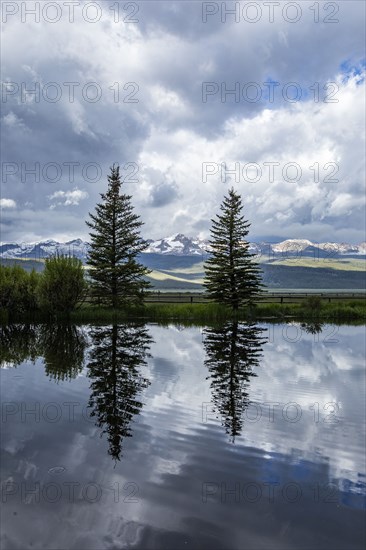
2;300;362;324
1;297;365;324
70;299;366;323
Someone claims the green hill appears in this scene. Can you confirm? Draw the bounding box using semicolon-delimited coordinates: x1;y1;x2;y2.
2;254;365;290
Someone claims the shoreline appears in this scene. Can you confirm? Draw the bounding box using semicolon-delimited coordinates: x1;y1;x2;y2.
1;299;365;324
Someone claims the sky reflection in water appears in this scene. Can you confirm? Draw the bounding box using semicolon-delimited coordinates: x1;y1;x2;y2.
1;322;365;550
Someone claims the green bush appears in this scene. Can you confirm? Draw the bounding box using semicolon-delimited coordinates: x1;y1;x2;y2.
38;254;87;315
302;295;322;310
0;265;40;315
26;269;41;311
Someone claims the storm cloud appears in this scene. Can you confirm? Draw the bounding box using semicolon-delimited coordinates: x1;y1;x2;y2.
1;0;365;243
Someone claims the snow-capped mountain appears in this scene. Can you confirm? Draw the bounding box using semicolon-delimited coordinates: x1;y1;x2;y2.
271;239;365;254
0;235;365;261
144;234;265;255
0;239;89;261
271;239;314;253
145;233;209;255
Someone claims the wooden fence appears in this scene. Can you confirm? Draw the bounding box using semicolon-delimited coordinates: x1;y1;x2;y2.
84;291;366;305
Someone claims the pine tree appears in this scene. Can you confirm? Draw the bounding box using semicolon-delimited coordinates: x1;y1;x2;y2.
204;188;263;310
86;164;150;307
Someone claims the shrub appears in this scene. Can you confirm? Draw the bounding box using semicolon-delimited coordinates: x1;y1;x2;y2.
302;295;322;310
0;265;40;315
38;254;86;315
26;269;41;311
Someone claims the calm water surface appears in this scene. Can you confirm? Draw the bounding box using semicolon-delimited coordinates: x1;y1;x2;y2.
1;322;365;550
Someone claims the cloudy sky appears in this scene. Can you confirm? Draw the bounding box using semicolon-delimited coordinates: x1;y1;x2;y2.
1;0;365;243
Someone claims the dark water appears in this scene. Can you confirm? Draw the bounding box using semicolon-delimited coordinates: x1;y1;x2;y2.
1;322;365;550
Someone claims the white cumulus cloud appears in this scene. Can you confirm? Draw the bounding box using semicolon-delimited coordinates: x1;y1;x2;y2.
0;198;16;209
48;188;89;207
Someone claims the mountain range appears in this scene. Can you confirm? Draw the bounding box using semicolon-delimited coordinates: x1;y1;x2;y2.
1;234;366;261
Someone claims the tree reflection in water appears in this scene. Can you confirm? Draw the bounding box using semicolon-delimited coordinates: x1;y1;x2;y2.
0;324;87;381
203;321;266;442
39;324;88;382
0;322;152;462
87;323;152;462
300;321;324;335
0;324;39;367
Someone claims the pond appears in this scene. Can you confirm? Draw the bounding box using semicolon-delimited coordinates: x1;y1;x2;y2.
1;322;365;550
